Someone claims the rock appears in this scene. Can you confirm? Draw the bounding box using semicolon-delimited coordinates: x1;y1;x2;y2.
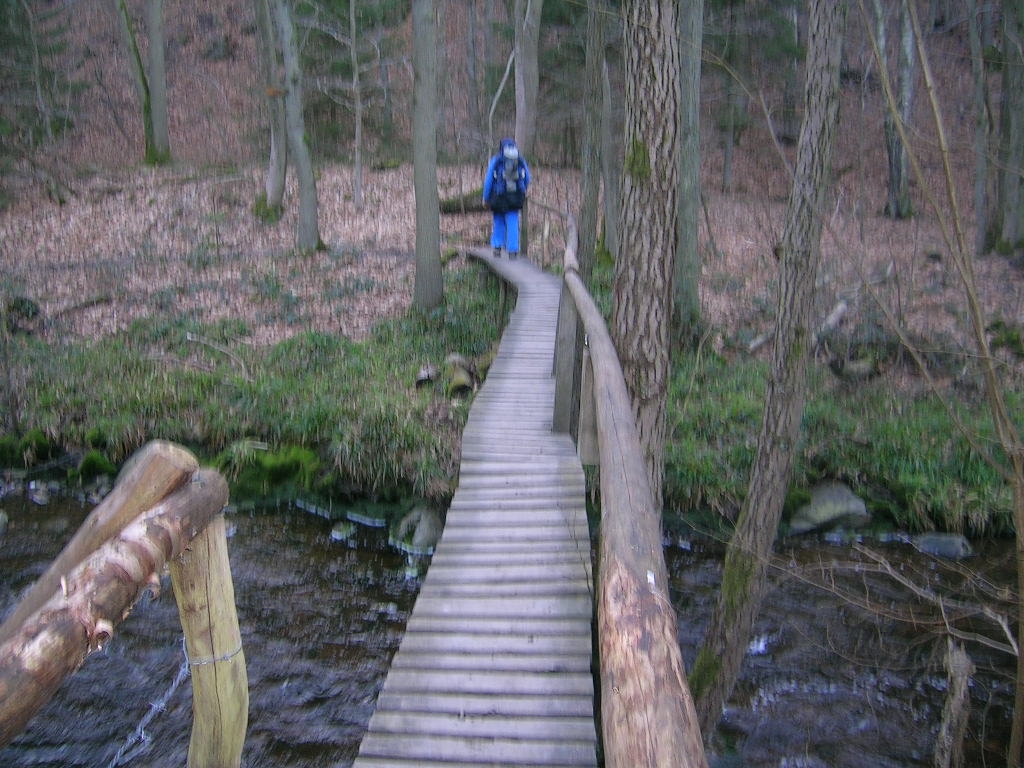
393;505;443;555
911;532;973;560
27;480;50;506
412;507;442;552
788;481;870;535
415;363;438;388
330;521;356;541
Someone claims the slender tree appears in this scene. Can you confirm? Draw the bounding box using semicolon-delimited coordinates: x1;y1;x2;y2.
674;0;704;348
967;0;993;257
254;0;287;219
412;0;443;310
113;0;170;164
271;0;321;253
513;0;543;260
872;0;915;219
691;0;847;735
613;0;681;507
348;0;364;210
995;1;1024;258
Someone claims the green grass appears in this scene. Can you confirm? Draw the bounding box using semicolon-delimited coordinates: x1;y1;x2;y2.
2;254;1018;536
664;352;1019;537
0;265;507;508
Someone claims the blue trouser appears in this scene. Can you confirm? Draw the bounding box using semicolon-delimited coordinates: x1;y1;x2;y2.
490;210;521;254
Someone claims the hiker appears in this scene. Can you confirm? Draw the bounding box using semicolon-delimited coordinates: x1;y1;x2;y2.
483;137;531;259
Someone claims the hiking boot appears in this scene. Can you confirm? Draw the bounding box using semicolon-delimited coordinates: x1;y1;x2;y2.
493;248;502;259
508;251;518;260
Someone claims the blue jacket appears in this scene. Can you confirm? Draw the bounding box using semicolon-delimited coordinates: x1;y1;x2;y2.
483;138;531;213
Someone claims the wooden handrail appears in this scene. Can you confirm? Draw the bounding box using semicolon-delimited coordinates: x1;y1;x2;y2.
558;219;707;767
0;442;247;767
469;225;707;765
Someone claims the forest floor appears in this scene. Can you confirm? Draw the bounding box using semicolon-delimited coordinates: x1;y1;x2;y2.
2;154;1022;400
2;0;1022;386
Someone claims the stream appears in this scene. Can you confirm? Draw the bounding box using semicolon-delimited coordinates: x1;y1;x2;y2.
1;494;420;767
1;493;1017;767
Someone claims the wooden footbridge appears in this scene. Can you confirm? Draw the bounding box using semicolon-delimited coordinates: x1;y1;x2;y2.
354;240;707;767
354;253;598;766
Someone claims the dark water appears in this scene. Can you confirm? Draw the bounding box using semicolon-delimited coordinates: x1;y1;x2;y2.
0;495;421;768
668;533;1017;767
1;492;1018;767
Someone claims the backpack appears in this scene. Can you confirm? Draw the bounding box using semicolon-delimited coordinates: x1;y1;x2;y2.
489;142;526;213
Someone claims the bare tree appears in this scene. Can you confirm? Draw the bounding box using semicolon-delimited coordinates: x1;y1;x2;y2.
113;0;170;164
412;0;442;311
995;1;1024;259
674;0;704;347
271;0;321;254
613;0;681;507
513;0;543;158
513;0;543;260
691;0;847;735
872;0;915;219
254;0;287;218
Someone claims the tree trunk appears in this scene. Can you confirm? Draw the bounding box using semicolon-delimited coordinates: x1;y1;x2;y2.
601;55;621;262
272;0;320;254
996;3;1024;258
349;0;363;211
967;0;993;256
146;0;170;162
467;1;481;154
513;0;543;261
613;0;681;509
674;0;704;348
778;1;802;145
412;0;443;311
113;0;154;164
692;0;846;735
719;4;748;195
513;0;543;158
878;0;914;219
254;0;287;215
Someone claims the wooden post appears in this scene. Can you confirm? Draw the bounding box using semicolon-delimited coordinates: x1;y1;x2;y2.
552;280;580;433
0;468;228;748
577;347;598;466
0;440;198;645
171;514;248;768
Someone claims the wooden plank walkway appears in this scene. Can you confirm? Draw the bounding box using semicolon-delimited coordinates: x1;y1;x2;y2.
353;254;598;767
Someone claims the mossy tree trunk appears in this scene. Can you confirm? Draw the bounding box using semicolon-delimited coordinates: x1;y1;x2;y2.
613;0;681;510
113;0;170;165
691;0;846;735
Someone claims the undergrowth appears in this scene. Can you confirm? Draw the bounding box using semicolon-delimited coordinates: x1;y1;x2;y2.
1;254;1018;536
0;265;507;507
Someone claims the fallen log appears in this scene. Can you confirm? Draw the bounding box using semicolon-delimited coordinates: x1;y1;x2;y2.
0;468;228;748
0;440;198;645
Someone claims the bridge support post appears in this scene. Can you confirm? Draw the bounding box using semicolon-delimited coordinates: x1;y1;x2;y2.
171;511;248;768
553;281;581;434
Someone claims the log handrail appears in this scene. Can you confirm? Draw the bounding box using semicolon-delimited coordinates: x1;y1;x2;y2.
0;441;247;767
557;218;707;767
470;222;708;766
